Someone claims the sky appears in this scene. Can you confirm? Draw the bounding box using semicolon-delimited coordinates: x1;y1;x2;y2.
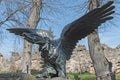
0;0;120;59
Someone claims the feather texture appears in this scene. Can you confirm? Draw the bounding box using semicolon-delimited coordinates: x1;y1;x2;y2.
59;1;115;60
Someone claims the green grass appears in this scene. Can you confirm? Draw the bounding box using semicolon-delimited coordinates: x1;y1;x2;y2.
67;72;120;80
116;74;120;80
67;72;95;80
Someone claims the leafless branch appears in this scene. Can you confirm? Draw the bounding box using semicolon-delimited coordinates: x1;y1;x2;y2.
0;3;30;26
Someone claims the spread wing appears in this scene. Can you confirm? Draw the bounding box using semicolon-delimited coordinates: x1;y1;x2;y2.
7;28;36;35
59;1;115;60
7;28;46;44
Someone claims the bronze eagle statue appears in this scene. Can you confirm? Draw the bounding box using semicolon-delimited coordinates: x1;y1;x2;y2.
7;1;115;78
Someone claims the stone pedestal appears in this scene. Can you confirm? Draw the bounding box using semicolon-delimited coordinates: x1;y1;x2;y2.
0;73;70;80
0;73;36;80
36;77;70;80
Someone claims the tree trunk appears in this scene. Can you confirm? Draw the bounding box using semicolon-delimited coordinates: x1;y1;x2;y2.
21;0;42;74
88;0;115;80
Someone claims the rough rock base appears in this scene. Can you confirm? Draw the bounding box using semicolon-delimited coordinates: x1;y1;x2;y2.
0;73;36;80
36;77;70;80
0;73;70;80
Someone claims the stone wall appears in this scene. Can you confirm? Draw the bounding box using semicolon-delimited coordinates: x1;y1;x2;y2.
0;52;43;72
66;44;120;73
66;45;93;73
0;53;10;72
0;44;120;73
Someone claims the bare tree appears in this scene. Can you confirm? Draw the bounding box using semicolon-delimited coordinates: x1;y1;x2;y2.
0;0;32;73
87;0;115;80
21;0;42;74
0;4;29;26
0;0;31;27
0;0;66;74
0;0;31;43
0;0;41;74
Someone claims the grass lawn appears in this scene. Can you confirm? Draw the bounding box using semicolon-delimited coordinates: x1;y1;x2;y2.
0;71;119;80
116;74;120;80
67;72;120;80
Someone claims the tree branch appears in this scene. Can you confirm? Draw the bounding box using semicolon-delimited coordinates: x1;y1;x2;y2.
0;3;30;26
